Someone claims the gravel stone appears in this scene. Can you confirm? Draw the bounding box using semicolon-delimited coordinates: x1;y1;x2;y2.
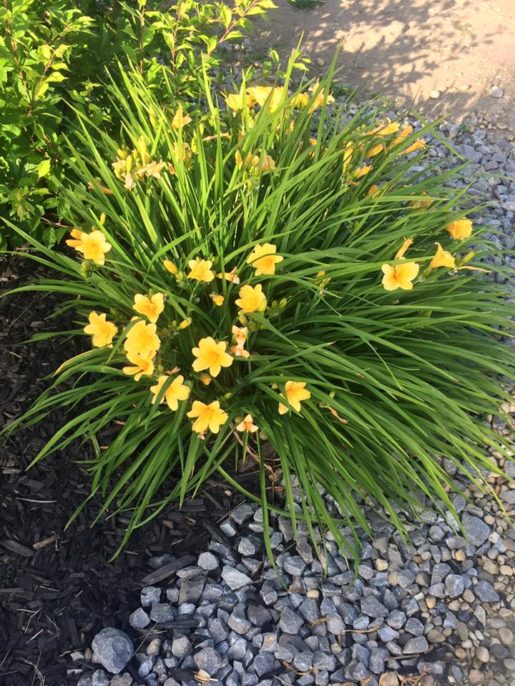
221;566;253;590
462;513;490;547
283;555;306;576
129;608;150;630
140;586;161;607
387;610;406;630
253;652;276;677
279;608;304;634
474;580;500;603
198;552;219;571
445;574;466;598
369;647;389;674
91;671;110;686
405;617;424;636
171;636;190;659
92;628;134;675
231;503;255;524
228;605;252;634
150;604;175;623
361;595;389;618
193;647;223;675
403;636;429;654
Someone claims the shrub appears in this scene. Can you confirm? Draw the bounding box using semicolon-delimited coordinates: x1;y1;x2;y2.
4;64;514;557
0;0;275;249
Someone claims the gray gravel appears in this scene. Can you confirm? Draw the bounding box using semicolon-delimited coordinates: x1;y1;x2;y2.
75;114;514;686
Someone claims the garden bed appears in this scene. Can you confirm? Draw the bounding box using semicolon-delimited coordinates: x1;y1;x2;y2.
0;255;245;685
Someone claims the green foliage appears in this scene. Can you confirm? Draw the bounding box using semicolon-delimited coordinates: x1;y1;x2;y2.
3;63;514;558
0;0;276;249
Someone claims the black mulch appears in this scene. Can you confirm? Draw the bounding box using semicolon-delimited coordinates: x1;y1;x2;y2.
0;255;252;686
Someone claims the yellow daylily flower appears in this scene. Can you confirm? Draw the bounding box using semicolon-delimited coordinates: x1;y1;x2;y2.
430;243;456;269
343;142;354;171
247;243;284;276
403;139;426;154
187;258;215;283
236;414;259;433
164;259;179;275
192;337;233;377
235;284;267;314
235;150;275;174
66;229;112;265
353;165;372;180
278;381;311;415
247;86;285;112
123;352;155;381
124;320;160;358
367;143;385;158
210;293;225;306
381;262;420;291
187;400;228;434
178;317;192;330
367;121;400;137
291;92;309;108
137;161;165;179
391;125;414;148
150;374;190;411
307;83;335;113
83;312;118;348
225;85;256;112
446;218;473;240
395;237;414;260
172;106;192;129
133;293;165;324
199;373;212;386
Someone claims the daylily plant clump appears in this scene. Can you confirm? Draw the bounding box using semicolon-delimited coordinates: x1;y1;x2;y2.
6;65;514;555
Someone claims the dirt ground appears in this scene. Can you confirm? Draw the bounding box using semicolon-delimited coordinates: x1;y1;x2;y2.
248;0;515;127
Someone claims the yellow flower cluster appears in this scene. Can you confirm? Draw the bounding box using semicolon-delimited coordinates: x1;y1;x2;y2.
112;136;169;190
380;218;474;291
225;83;334;115
77;231;311;437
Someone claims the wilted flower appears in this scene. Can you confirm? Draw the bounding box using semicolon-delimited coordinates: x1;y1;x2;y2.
278;381;311;415
247;243;284;276
192;337;233;377
187;400;229;434
150;374;190;411
236;414;259;432
217;267;240;284
172;106;192;129
84;312;117;347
